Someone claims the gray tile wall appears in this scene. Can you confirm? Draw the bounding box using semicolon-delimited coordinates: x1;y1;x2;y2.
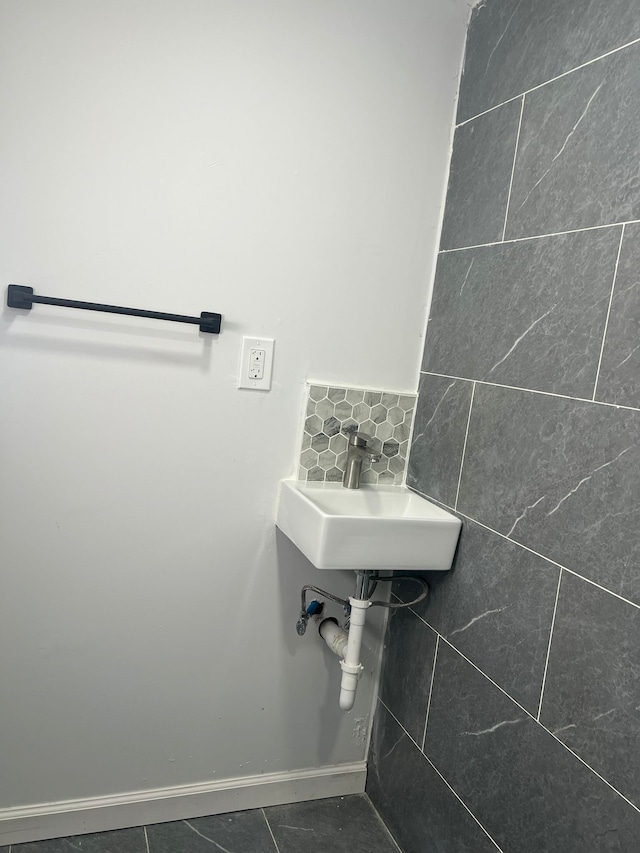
368;2;640;850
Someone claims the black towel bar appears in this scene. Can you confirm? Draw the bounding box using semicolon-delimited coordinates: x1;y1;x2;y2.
7;285;222;334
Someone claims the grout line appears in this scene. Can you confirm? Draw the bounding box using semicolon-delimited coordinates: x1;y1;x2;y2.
454;381;476;509
421;754;505;851
537;569;564;721
410;485;640;613
416;625;535;722
456;36;640;128
592;224;626;400
501;95;525;241
379;699;504;851
543;727;640;816
419;369;640;414
456;93;523;128
394;545;640;816
261;808;282;853
421;634;440;751
364;793;404;852
432;640;640;816
380;697;423;751
439;217;640;255
555;564;640;610
382;643;640;820
143;827;150;853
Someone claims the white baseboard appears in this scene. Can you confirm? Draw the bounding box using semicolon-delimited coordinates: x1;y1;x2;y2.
0;762;367;845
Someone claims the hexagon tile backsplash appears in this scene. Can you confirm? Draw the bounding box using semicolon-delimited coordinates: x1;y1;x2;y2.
299;384;416;485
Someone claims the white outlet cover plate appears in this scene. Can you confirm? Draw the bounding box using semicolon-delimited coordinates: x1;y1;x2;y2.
238;336;275;390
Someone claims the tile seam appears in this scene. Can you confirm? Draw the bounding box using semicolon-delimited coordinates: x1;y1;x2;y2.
261;808;282;853
536;569;564;721
456;35;640;128
410;486;640;612
592;224;626;400
501;95;526;241
363;794;404;852
418;370;640;414
422;637;640;816
378;699;505;851
379;696;423;752
423;631;539;719
421;634;440;751
454;381;476;509
439;217;640;254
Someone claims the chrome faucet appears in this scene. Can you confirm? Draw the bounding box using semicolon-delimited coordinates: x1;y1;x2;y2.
342;431;382;489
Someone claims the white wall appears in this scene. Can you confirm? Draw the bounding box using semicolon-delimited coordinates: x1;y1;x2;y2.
0;0;468;811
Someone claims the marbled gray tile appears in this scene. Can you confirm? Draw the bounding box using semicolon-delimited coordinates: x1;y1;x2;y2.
367;701;499;853
417;519;560;714
424;230;620;396
457;0;640;123
440;99;521;250
146;813;276;853
379;606;437;745
407;374;473;507
13;829;146;853
457;384;640;605
596;223;640;407
264;795;397;853
300;385;414;485
310;385;327;401
540;571;640;807
506;44;640;239
425;642;640;852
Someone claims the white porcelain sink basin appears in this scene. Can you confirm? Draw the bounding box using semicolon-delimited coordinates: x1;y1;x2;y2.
276;480;461;571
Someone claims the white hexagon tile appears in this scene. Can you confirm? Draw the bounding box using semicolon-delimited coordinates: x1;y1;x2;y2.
299;384;416;485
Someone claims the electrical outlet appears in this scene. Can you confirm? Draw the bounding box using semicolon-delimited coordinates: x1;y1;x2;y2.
248;348;265;379
238;337;274;390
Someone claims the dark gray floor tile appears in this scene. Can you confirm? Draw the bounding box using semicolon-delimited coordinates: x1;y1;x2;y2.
146;812;276;853
416;519;560;714
457;0;640;122
506;44;640;239
379;606;437;745
457;384;640;605
424;230;619;397
406;374;473;507
596;223;640;407
425;642;640;852
440;99;521;250
367;701;499;853
13;829;146;853
540;572;640;807
264;795;397;853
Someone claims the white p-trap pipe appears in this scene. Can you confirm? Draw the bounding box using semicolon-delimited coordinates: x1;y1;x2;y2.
319;618;349;658
339;597;371;711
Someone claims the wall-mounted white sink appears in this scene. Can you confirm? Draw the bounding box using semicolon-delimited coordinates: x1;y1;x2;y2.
276;480;461;571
